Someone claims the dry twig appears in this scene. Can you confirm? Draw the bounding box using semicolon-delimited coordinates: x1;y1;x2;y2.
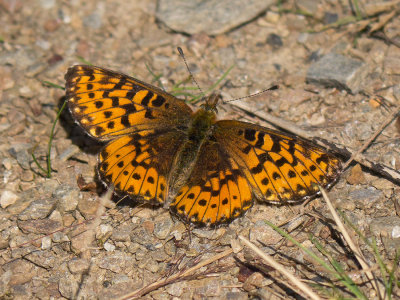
117;248;233;299
239;235;322;300
319;187;383;299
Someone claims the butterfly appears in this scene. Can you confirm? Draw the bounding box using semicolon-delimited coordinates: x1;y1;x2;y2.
65;65;342;226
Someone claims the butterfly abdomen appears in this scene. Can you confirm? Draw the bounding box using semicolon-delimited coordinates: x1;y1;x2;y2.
167;108;217;197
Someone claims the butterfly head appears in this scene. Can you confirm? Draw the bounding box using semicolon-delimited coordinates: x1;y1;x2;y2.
201;92;221;113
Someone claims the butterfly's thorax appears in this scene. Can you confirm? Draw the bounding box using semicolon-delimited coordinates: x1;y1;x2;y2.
168;107;217;198
187;108;216;143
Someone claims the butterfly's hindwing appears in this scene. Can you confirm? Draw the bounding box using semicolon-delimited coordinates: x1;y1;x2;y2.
171;139;253;226
98;129;187;204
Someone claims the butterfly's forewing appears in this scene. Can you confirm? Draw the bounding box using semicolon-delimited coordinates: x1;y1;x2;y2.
65;65;192;141
213;120;342;203
170;139;253;226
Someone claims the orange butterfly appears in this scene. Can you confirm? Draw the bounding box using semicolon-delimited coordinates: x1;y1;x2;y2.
65;65;341;226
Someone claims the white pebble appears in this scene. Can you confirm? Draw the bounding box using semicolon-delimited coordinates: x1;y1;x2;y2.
0;190;19;208
41;236;52;250
103;242;115;252
392;225;400;238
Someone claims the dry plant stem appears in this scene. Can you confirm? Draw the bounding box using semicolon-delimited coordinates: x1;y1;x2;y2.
74;187;114;299
342;108;400;170
81;187;113;250
231;101;312;138
118;248;233;300
232;101;400;182
238;236;322;300
319;187;383;299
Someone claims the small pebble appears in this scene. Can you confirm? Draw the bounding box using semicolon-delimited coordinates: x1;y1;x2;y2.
68;258;90;274
41;236;52;250
230;239;242;253
266;33;283;48
104;242;116;252
346;164;366;185
0;190;19;208
392;225;400;239
53;185;79;212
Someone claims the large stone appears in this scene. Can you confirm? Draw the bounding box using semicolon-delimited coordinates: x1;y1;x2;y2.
307;52;367;93
156;0;274;35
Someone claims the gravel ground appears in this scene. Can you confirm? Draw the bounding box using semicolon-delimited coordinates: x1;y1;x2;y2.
1;0;400;299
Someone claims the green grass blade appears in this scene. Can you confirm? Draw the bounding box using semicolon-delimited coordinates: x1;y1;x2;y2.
265;220;367;299
41;80;65;90
145;62;165;90
31;80;67;177
338;210;391;290
45;99;68;177
264;220;335;273
350;0;363;19
386;250;400;300
311;236;367;299
76;56;93;65
31;150;48;176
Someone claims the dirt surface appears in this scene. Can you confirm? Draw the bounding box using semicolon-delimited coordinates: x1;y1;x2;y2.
1;0;400;299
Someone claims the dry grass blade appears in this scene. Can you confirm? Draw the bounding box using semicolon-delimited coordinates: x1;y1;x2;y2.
238;235;322;300
117;248;233;299
230;101;312;139
319;187;383;299
342;108;400;170
77;187;114;251
369;10;397;33
363;0;400;16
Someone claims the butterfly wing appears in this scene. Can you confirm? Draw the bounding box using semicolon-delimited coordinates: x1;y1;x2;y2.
98;129;187;204
170;138;253;226
171;120;341;226
65;65;193;204
65;65;192;140
213;120;341;203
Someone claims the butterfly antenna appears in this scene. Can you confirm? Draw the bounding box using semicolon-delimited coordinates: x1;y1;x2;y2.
224;85;279;103
177;47;205;97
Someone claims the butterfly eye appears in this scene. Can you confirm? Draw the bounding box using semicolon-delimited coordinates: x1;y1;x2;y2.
204;93;221;112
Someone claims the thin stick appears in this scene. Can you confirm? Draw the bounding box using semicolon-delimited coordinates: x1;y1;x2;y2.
238;235;321;300
230;101;326;140
319;187;383;299
118;248;233;300
342;108;400;170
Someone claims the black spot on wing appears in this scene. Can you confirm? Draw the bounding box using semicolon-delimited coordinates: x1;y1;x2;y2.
152;95;166;107
244;129;256;141
121;104;137;114
141;91;153;106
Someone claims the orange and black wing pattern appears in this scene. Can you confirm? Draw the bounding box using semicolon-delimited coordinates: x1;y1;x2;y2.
98;129;186;204
213;120;341;203
65;65;342;226
171;138;253;226
65;65;192;203
65;65;192;140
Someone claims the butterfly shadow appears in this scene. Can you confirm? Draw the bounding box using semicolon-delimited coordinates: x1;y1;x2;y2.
57;95;108;192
